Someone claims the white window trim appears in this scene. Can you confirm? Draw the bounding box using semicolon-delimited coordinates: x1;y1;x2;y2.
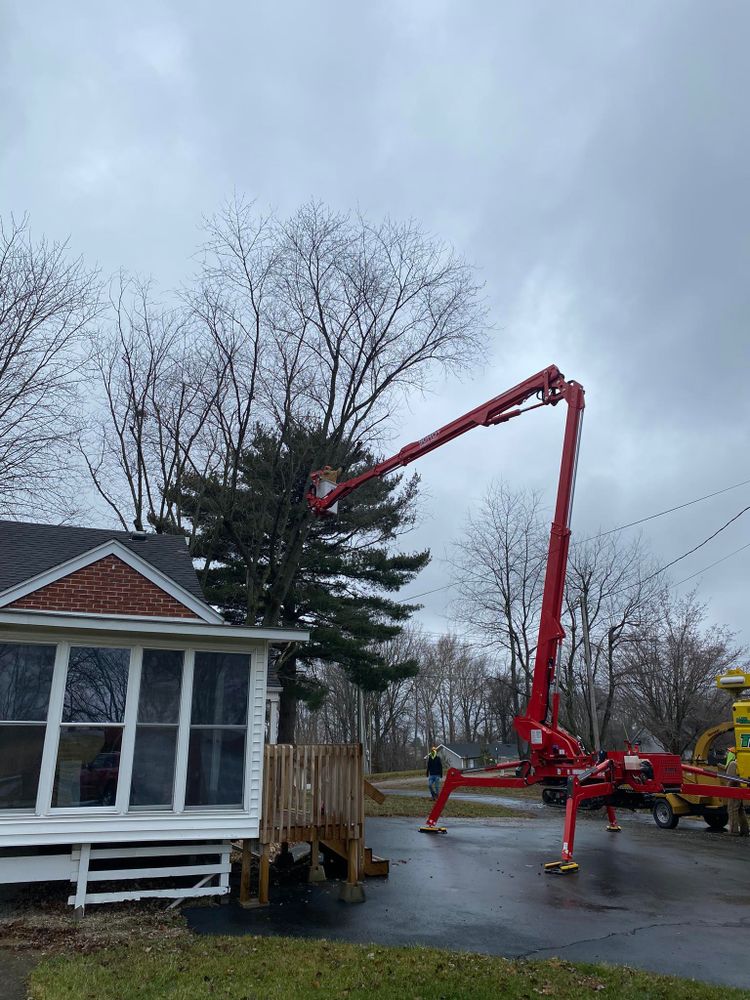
36;641;69;814
183;649;254;812
0;610;308;644
0;540;223;624
115;647;142;813
173;650;194;813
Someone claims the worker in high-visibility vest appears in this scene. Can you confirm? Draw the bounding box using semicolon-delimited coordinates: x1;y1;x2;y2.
426;747;443;801
724;747;749;836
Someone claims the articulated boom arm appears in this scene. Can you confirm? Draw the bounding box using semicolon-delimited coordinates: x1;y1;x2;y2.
309;367;750;873
308;364;586;755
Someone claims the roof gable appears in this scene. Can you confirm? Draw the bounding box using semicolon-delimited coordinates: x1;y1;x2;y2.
0;535;223;624
0;520;207;603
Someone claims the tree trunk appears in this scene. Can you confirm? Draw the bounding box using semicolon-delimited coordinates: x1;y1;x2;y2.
278;685;297;743
277;652;298;743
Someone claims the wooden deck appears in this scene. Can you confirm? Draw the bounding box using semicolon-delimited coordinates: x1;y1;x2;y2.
241;743;385;906
260;743;364;844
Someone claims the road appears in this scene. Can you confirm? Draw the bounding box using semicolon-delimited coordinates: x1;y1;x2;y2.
186;812;750;989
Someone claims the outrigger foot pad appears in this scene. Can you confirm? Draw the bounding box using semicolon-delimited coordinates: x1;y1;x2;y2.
606;824;622;832
419;825;447;834
544;860;579;874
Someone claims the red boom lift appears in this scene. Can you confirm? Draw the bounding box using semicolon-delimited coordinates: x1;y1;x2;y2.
307;364;750;872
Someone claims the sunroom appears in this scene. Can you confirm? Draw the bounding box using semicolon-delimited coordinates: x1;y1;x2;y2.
0;613;305;907
0;520;306;909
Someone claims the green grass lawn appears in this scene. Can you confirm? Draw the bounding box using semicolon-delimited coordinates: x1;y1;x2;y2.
28;935;741;1000
365;792;525;818
376;775;541;801
368;768;423;780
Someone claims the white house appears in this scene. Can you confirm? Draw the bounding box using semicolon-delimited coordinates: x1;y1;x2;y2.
0;520;307;911
434;742;485;770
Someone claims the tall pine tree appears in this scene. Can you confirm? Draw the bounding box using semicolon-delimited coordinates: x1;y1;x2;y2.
176;424;429;739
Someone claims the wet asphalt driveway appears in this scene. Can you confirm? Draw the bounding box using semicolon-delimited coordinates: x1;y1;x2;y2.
186;813;750;990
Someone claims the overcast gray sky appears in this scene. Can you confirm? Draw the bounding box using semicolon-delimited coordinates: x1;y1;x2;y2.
3;1;749;644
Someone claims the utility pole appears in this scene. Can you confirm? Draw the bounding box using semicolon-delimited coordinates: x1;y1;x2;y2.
580;598;601;753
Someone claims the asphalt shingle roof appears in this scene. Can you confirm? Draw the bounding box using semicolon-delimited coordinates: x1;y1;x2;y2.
440;742;483;759
0;520;207;604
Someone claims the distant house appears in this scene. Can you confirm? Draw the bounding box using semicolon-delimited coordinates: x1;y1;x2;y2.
489;741;517;762
0;520;307;911
434;742;484;770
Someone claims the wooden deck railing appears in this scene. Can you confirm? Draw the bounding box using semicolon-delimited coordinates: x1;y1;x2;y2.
259;743;364;845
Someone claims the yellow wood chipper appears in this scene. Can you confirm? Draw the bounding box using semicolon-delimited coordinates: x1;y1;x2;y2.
652;670;750;830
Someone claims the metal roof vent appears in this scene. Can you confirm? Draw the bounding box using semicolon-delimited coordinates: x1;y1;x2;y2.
130;530;148;540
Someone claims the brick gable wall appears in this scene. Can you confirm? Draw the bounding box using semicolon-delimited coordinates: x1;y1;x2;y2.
8;555;201;619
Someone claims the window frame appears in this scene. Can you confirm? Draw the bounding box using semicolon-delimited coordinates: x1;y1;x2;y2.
184;649;253;811
128;647;185;812
0;639;60;815
0;636;259;819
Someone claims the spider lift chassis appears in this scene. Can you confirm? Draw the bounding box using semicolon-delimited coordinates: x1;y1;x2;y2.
308;364;750;871
422;757;750;871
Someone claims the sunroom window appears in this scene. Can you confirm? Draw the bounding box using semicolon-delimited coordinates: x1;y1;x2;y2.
130;649;184;808
52;646;130;808
0;643;56;810
186;652;249;807
0;639;256;816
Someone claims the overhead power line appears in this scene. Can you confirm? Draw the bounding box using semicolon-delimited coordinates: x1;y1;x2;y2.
640;504;750;584
401;495;750;605
672;539;750;588
575;476;750;544
402;583;456;602
401;479;750;603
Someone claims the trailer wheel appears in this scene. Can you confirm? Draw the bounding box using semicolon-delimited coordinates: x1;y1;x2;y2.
652;799;679;829
705;811;728;831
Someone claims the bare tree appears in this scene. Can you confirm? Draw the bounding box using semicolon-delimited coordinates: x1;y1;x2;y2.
451;482;547;729
560;534;663;747
297;628;496;770
82;277;218;538
411;633;492;746
620;591;738;755
366;630;427;772
485;670;516;744
0;215;100;517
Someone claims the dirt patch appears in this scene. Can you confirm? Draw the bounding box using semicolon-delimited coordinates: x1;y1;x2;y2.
0;881;190;957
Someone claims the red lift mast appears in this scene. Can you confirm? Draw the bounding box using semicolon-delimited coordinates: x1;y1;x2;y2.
308;365;750;872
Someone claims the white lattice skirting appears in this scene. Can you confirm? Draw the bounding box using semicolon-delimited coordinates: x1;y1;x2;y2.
0;841;232;914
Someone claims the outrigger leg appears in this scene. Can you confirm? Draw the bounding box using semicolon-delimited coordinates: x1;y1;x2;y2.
419;768;462;833
606;804;621;832
544;787;582;874
544;763;615;874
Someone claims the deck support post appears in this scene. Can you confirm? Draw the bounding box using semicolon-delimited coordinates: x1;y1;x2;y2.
239;839;253;907
338;837;365;903
258;843;271;905
308;832;326;883
239;839;270;909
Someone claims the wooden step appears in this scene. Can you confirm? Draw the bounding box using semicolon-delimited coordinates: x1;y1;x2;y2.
363;846;389;877
321;839;389;878
364;779;385;804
